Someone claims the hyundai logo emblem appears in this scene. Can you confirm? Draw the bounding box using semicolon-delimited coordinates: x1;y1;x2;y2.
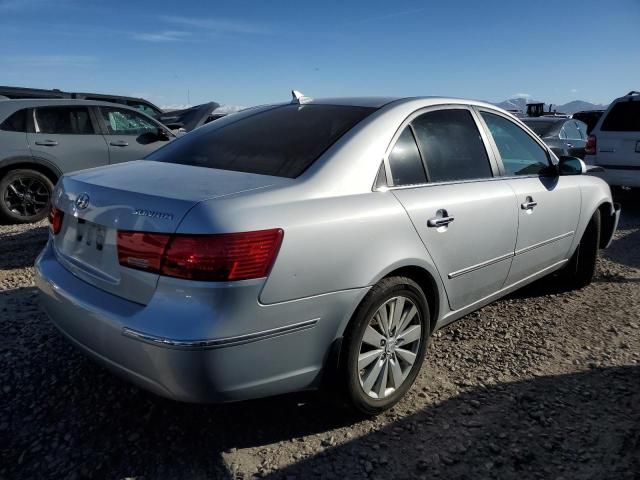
75;193;90;210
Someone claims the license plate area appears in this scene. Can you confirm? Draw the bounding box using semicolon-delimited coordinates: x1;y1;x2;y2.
76;219;106;251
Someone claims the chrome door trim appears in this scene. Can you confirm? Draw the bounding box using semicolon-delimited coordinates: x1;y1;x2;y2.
122;318;319;350
514;231;575;256
448;252;514;279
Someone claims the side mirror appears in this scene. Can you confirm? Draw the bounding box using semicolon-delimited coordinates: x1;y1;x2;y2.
157;128;171;141
558;156;586;175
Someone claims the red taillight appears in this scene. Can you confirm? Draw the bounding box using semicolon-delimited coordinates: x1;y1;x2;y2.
585;134;597;155
117;231;171;272
48;206;64;235
117;229;283;281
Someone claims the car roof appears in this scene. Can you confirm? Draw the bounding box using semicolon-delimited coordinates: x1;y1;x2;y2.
520;117;567;123
0;98;146;109
281;96;508;111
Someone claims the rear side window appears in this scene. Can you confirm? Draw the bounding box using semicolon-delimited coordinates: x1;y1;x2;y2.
147;104;376;178
34;107;94;134
562;121;581;140
412;109;492;182
601;101;640;132
0;109;27;132
388;127;427;186
481;112;550;176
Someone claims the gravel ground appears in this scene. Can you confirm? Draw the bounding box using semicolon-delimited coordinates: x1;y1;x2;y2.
1;192;639;480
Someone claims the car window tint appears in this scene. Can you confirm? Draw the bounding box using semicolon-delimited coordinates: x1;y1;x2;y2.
0;109;27;132
101;107;158;135
412;109;492;182
563;121;581;140
575;120;587;139
601;101;640;132
481;112;550;176
387;127;427;186
522;120;557;137
34;107;94;134
147;104;376;178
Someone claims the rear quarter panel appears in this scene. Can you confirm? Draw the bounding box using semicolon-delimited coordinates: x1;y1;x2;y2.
177;187;446;317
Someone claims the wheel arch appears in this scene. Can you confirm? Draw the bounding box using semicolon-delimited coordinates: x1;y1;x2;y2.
0;156;62;185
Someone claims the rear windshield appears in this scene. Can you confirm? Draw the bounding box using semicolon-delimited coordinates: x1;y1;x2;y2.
601;101;640;132
521;120;559;136
147;104;376;178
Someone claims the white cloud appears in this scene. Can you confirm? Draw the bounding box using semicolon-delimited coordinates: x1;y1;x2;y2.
132;30;191;42
570;88;578;93
514;92;531;98
159;15;271;35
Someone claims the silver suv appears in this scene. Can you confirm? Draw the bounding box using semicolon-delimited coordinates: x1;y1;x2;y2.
0;99;174;223
584;90;640;188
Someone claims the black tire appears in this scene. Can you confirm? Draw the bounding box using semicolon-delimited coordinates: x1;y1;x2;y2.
0;169;54;223
564;209;601;288
340;276;430;416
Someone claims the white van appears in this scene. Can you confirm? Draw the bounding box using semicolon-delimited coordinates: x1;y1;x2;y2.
584;91;640;188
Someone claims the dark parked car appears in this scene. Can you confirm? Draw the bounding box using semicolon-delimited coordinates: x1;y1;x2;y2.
572;110;605;135
0;99;174;223
521;117;588;159
0;85;163;118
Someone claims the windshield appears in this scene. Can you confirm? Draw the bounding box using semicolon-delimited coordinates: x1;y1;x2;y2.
521;120;559;136
147;104;376;178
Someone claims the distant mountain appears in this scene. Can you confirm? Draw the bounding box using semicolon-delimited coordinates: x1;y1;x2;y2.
492;98;608;115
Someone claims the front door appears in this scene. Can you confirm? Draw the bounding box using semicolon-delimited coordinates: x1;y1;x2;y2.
478;110;581;285
387;107;518;311
97;106;170;164
27;106;109;174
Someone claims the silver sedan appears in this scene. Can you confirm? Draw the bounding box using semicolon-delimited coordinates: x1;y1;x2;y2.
36;94;620;414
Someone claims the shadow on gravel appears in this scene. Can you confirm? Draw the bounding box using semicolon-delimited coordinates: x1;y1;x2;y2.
2;283;639;480
269;366;640;480
0;225;48;270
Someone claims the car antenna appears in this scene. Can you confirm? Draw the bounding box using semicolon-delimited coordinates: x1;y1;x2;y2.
291;90;312;105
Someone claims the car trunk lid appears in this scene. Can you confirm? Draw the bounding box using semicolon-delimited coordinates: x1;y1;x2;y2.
52;160;285;304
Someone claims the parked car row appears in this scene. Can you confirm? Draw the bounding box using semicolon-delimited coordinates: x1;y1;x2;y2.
35;93;620;414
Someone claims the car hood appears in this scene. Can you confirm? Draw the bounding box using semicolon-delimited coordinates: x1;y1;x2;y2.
156;101;219;132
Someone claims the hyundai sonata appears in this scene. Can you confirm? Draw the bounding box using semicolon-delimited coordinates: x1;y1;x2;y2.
36;94;620;414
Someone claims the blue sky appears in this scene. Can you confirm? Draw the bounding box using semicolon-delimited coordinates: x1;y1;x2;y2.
1;0;638;108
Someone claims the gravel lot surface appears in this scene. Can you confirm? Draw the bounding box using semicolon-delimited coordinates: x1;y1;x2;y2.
1;192;639;480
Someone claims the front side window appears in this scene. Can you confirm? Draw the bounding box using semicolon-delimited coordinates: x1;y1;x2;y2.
33;107;94;134
412;109;492;182
0;109;27;132
481;112;550;176
147;104;376;178
101;107;158;135
126;101;161;117
387;127;427;186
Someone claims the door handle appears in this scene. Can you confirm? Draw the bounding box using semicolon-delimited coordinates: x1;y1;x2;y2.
521;199;538;210
427;208;455;228
428;216;455;227
35;140;58;146
566;143;573;148
109;140;129;147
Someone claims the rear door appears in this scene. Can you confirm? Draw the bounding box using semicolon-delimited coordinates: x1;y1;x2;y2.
27;105;109;173
96;106;170;164
595;99;640;168
478;110;581;285
389;106;518;311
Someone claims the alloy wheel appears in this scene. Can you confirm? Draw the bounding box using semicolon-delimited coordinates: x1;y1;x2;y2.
3;175;50;218
357;295;422;399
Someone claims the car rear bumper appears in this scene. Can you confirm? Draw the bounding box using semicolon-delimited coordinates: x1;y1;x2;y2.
35;239;366;403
